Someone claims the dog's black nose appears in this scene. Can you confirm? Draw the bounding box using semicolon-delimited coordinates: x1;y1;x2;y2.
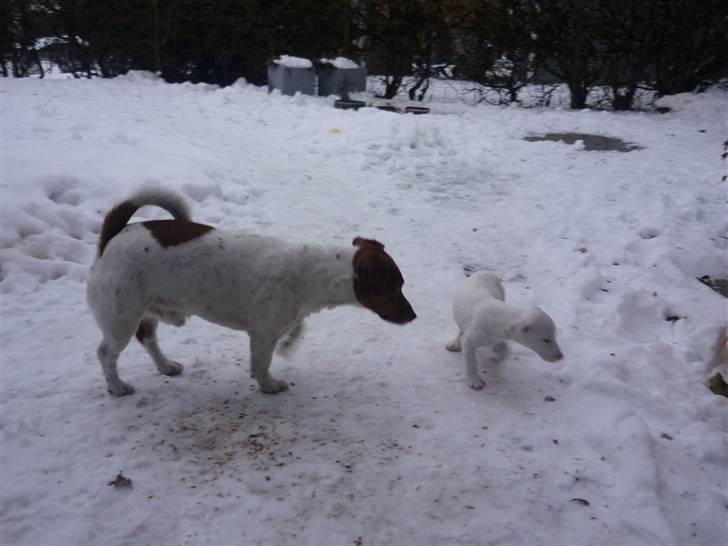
382;308;416;324
400;302;417;323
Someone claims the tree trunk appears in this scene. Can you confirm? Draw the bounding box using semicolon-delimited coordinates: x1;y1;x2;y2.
612;86;636;110
417;78;429;101
33;49;44;78
569;0;587;109
152;0;162;74
408;72;428;101
568;82;588;109
383;74;403;99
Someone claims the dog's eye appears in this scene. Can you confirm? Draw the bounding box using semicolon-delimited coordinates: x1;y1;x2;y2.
542;339;551;343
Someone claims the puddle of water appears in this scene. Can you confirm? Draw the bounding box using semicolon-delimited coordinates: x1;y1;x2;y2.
523;132;643;152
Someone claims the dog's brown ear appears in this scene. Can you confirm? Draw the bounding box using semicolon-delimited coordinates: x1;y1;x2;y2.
353;237;385;249
351;237;416;324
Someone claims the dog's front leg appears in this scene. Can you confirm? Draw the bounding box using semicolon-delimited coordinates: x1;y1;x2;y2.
462;335;485;390
249;335;289;394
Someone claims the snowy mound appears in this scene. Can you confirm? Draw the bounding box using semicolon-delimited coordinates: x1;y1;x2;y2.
654;88;727;114
116;70;161;82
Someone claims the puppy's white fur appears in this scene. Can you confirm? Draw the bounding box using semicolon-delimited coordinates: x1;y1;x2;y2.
447;271;563;389
87;186;415;396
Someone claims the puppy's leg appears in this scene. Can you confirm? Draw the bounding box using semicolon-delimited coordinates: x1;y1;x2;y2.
488;341;508;365
97;336;135;396
250;335;288;394
462;334;485;390
446;330;464;352
136;318;183;376
475;342;509;381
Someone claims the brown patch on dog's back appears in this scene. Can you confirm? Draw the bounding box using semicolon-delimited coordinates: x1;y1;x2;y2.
99;201;138;256
352;237;416;324
143;220;214;248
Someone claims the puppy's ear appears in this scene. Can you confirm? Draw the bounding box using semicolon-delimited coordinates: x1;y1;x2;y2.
509;321;530;338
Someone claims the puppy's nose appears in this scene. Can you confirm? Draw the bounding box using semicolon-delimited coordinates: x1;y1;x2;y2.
555;352;564;361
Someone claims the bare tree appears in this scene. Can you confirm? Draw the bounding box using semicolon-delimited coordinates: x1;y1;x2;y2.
353;0;449;99
1;0;45;78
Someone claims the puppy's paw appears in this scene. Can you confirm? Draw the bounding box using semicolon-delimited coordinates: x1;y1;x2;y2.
469;379;485;390
259;379;289;394
159;360;184;376
446;338;463;352
108;381;135;397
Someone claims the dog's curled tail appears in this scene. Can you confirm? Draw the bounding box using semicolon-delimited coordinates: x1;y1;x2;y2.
97;185;191;257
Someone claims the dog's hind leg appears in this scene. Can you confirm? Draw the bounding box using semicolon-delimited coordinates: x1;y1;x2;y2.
446;330;464;352
250;334;288;394
136;318;184;376
97;332;136;396
90;285;148;396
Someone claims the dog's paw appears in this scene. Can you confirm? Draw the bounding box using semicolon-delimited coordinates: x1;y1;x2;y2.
259;379;289;394
446;342;462;352
469;379;485;390
108;381;135;396
159;360;184;376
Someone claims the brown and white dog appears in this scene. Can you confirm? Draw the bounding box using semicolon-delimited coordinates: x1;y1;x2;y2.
87;186;416;396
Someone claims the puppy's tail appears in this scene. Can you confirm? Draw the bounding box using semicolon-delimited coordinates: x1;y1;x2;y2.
97;185;191;257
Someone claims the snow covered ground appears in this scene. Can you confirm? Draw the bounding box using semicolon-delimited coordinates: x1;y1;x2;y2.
1;74;726;546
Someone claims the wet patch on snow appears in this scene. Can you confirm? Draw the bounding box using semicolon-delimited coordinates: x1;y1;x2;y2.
524;132;643;152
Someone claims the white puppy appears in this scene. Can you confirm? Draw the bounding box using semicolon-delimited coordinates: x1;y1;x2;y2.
87;186;416;397
446;271;563;389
